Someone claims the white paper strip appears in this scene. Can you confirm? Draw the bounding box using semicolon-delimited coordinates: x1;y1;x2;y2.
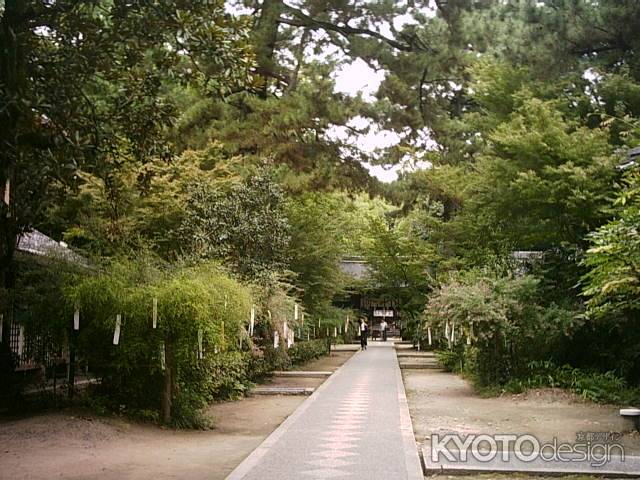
160;342;165;370
0;314;3;342
4;179;9;205
307;332;310;341
73;308;80;331
451;321;456;344
333;327;337;338
224;294;228;309
152;298;158;329
113;314;122;345
274;331;279;349
428;327;432;346
197;329;203;359
302;312;305;326
18;325;24;357
283;321;288;340
250;306;255;336
345;316;349;332
294;303;299;321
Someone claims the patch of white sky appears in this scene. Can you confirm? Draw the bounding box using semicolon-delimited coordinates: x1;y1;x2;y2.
327;5;436;182
226;0;436;182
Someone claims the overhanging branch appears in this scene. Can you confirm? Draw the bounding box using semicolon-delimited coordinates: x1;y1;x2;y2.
277;5;417;52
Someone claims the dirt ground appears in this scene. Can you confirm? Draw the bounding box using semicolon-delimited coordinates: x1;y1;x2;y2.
0;351;354;480
403;368;640;480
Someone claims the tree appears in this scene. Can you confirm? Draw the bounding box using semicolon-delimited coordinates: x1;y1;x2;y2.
178;172;291;280
364;215;435;339
582;171;640;319
0;1;253;339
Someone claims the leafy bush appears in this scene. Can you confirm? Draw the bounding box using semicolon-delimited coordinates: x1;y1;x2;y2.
505;361;640;405
436;348;464;373
64;258;253;425
289;339;328;365
423;272;579;386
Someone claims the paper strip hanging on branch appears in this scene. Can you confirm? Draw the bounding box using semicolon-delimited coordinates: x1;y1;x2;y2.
197;329;203;359
113;314;122;345
301;312;305;326
0;314;3;342
428;327;432;346
451;321;456;344
152;298;158;329
160;342;166;370
18;325;24;357
287;330;293;348
73;307;80;331
345;316;349;332
3;178;9;206
224;294;228;310
444;321;450;340
250;306;255;336
307;332;310;341
294;303;299;321
326;327;329;337
333;327;337;338
273;331;279;349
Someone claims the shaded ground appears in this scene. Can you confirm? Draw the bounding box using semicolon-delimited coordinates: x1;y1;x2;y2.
0;350;353;480
402;366;640;480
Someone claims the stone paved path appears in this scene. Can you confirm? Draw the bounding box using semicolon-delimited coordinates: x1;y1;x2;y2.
227;342;422;480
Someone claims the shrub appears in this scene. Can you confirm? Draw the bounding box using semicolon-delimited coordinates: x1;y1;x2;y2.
506;361;640;405
423;272;579;386
64;258;253;425
289;339;328;365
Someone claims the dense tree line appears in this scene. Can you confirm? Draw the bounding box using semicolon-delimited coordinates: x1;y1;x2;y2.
2;0;640;412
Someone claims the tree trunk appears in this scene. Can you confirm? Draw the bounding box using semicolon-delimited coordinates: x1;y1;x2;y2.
251;0;284;97
161;336;174;424
0;1;27;378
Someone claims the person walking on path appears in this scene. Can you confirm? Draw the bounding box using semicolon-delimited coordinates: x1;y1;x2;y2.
380;319;388;342
359;318;369;350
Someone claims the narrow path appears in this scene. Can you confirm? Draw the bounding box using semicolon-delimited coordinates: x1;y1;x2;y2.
227;342;422;480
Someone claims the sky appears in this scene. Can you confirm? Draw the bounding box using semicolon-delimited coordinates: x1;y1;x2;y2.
331;59;433;182
226;1;434;183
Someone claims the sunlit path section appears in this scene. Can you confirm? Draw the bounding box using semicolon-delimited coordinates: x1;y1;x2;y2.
227;342;422;480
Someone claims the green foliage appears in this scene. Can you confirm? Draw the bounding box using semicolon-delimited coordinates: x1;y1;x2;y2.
582;172;640;318
288;339;328;366
178;172;291;280
364;215;435;340
424;272;579;386
505;361;640;405
436;348;464;374
0;1;255;300
63;257;253;425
